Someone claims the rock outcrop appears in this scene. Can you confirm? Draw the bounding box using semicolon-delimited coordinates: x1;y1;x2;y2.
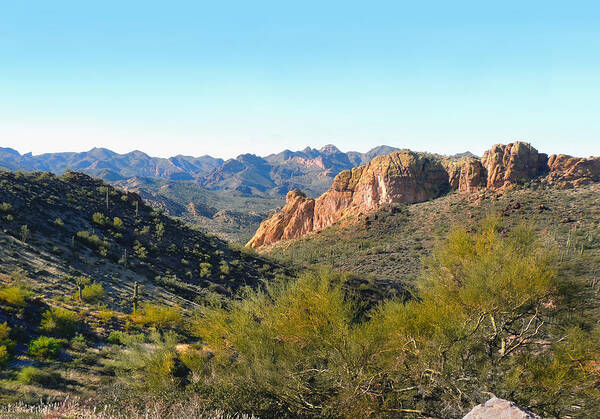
247;190;315;248
247;142;600;248
443;157;487;192
546;154;600;188
463;397;541;419
482;142;548;188
248;151;450;248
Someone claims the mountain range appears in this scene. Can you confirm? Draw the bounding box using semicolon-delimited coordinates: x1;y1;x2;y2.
0;144;404;197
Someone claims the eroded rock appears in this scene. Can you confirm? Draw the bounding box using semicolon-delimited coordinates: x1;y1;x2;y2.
463;397;541;419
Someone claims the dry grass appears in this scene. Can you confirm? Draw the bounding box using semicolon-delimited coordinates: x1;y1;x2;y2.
0;396;257;419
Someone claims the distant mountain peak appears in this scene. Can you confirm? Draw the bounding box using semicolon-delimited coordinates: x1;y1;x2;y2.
319;144;341;154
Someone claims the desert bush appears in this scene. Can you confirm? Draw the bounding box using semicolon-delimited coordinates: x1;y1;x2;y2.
0;286;32;308
17;366;62;387
188;220;599;418
76;231;110;255
0;345;9;367
199;263;212;278
40;307;80;338
0;202;12;213
113;332;188;393
97;306;116;322
131;304;183;331
113;216;124;229
81;282;106;303
108;331;146;346
133;240;148;259
70;334;87;351
0;322;16;355
93;212;110;226
219;260;230;276
27;336;63;360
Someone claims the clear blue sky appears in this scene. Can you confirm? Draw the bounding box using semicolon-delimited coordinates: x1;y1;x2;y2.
1;0;599;158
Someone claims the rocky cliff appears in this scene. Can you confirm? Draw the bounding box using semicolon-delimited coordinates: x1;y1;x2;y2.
248;150;451;248
482;142;548;188
247;142;600;248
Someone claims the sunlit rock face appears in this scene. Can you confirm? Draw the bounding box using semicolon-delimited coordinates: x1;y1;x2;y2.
248;150;450;247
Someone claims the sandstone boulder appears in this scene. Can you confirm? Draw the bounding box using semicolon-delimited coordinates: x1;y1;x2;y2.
463;397;541;419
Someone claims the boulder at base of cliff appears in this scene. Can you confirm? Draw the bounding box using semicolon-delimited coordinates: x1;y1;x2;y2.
463;398;542;419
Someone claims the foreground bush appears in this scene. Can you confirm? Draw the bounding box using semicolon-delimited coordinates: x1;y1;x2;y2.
109;220;599;417
81;282;106;303
190;221;599;417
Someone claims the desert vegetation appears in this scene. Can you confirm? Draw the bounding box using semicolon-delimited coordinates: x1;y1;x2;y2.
59;219;595;418
1;168;599;418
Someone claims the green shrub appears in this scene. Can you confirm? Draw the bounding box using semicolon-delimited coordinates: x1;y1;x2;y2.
113;216;124;229
27;336;63;360
0;286;32;308
133;240;147;259
0;345;9;367
131;304;183;331
199;263;212;278
53;217;64;227
81;282;106;303
113;332;188;392
17;366;62;387
190;222;600;418
40;307;80;338
219;260;230;275
70;334;87;351
107;331;146;346
76;231;110;255
0;202;12;213
92;212;110;226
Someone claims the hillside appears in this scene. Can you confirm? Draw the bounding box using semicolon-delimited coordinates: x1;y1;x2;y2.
267;182;600;283
0;169;291;403
112;176;283;243
0;170;287;308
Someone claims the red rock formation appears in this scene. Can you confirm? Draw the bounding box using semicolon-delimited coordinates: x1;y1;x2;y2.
482;142;548;188
443;157;487;192
247;142;600;249
246;190;315;248
546;154;600;188
248;151;450;247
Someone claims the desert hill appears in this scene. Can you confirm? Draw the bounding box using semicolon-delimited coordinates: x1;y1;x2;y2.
0;170;285;310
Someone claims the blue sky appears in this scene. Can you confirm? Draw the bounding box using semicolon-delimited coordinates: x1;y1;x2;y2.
1;1;599;158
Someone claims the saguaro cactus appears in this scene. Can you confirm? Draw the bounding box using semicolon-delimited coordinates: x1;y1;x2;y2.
131;281;139;313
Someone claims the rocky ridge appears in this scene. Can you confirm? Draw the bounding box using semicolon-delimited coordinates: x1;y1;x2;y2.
248;142;600;248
